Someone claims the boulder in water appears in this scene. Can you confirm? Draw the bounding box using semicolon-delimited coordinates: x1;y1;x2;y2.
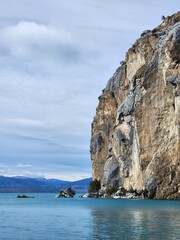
56;187;76;198
17;195;34;198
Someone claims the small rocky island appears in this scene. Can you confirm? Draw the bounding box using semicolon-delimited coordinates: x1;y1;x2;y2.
56;187;76;198
17;195;34;198
90;12;180;200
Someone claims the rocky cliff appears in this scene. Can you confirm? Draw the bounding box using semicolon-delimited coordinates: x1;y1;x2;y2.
90;12;180;199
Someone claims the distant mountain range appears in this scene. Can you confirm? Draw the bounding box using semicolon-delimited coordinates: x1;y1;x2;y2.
0;176;92;193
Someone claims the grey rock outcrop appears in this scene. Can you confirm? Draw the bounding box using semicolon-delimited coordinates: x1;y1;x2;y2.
56;187;76;198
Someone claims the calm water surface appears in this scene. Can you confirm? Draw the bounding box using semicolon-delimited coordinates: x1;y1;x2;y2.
0;193;179;240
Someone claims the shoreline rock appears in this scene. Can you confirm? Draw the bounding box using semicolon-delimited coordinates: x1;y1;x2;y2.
80;192;99;198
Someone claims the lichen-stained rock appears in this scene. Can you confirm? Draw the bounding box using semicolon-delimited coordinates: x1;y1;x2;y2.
90;12;180;199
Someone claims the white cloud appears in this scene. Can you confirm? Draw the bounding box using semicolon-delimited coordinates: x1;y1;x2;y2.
17;164;33;168
0;21;82;63
5;118;48;127
0;163;7;169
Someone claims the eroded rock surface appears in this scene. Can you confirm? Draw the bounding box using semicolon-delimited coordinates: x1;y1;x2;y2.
91;12;180;199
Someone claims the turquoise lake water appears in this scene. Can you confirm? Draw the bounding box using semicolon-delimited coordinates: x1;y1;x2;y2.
0;193;179;240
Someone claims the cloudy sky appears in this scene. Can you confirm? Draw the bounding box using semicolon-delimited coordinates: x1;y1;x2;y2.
0;0;179;180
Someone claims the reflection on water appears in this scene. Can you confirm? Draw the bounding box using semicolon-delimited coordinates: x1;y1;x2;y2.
90;201;180;240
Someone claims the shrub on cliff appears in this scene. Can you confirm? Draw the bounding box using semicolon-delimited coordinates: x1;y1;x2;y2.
88;179;101;193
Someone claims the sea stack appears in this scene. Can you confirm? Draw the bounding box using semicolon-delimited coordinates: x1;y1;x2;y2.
90;12;180;199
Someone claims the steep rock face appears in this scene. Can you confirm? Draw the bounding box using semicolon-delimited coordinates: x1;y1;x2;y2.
91;12;180;199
